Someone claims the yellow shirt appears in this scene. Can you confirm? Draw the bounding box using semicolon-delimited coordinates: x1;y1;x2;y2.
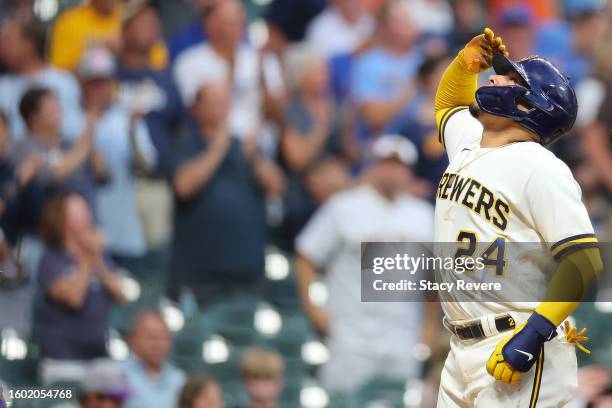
50;3;167;71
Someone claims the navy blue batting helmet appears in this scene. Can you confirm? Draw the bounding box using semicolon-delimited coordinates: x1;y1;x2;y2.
475;53;578;145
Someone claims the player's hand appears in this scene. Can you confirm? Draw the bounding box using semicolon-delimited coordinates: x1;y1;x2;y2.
486;324;524;384
486;312;557;384
459;27;509;74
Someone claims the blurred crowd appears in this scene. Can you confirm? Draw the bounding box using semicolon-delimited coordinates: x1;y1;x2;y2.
0;0;611;407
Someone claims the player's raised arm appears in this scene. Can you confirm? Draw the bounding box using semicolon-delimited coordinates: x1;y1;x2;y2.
434;28;508;132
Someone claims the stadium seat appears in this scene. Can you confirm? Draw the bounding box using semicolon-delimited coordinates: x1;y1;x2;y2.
356;378;407;408
0;349;38;387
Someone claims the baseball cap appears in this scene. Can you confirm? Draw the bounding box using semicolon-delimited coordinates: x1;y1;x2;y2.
371;135;418;166
81;360;130;401
499;5;534;27
78;47;116;81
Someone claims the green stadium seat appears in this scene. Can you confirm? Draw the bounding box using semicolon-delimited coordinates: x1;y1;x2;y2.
0;354;38;387
572;303;612;368
356;378;407;408
262;277;301;311
279;376;304;407
221;380;250;407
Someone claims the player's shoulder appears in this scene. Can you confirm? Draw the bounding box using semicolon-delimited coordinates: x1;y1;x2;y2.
440;107;483;154
440;106;476;133
514;142;574;178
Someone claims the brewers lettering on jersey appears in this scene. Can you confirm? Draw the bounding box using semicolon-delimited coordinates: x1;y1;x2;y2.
433;28;602;407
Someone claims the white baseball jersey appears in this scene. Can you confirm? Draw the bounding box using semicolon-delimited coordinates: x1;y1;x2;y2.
434;107;597;322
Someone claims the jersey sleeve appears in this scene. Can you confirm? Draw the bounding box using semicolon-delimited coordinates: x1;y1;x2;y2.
526;159;597;261
439;108;483;162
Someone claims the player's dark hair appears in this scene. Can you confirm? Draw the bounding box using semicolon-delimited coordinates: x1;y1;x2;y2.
19;87;52;128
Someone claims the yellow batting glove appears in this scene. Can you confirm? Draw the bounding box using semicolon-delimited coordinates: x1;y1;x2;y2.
486;333;522;385
487;313;558;385
458;27;510;74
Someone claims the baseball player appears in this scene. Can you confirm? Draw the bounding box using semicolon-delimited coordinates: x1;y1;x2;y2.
434;28;603;407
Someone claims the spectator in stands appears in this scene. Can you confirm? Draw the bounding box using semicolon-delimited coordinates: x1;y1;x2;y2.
303;157;352;207
570;159;610;238
115;0;181;250
78;47;157;265
174;0;284;143
279;45;347;250
116;0;183;154
0;114;20;283
168;0;219;62
80;360;130;408
0;0;33;24
280;155;352;253
282;45;342;173
238;348;284;408
0;230;19;287
0;111;25;243
583;45;612;197
0;18;82;140
11;87;107;233
305;0;374;57
567;365;612;408
559;0;608;84
350;0;423;150
385;54;453;199
49;0;167;72
0;104;50;339
35;193;126;384
295;135;437;392
177;375;224;408
0;110;27;285
405;0;454;38
164;80;284;305
264;0;326;54
123;311;186;408
449;0;486;50
496;5;536;61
